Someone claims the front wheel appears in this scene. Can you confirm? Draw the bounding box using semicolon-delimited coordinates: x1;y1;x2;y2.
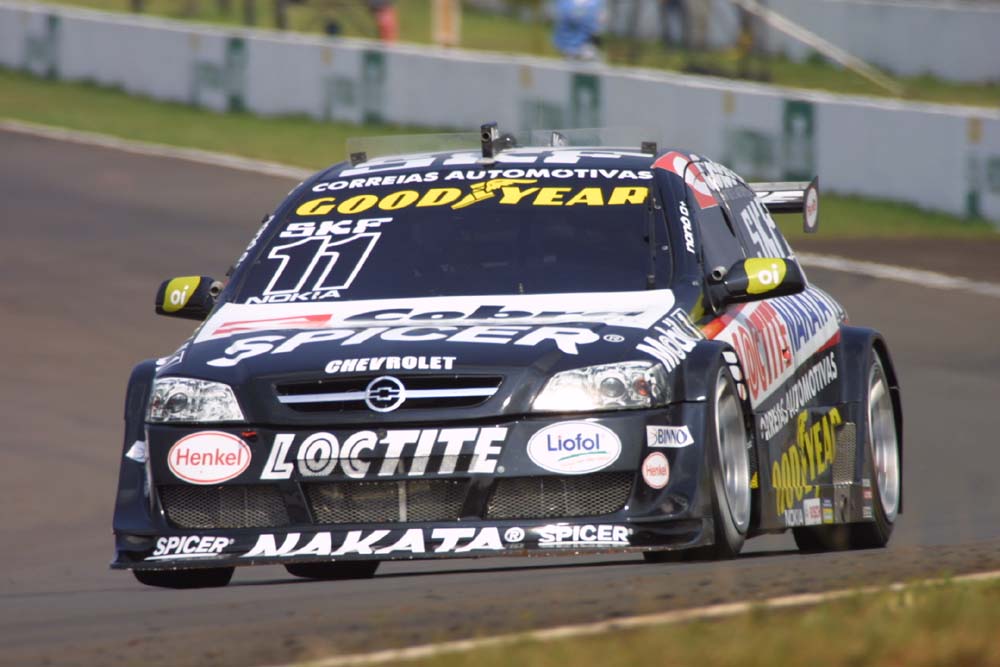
645;365;751;563
794;351;900;552
133;567;234;589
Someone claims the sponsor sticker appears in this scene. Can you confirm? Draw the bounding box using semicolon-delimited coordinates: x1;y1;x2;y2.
772;407;842;516
325;355;456;374
822;498;834;524
646;425;693;448
162;276;201;313
745;258;787;295
862;505;874;520
538;524;630;548
635;308;702;372
642;452;670;489
168;431;252;485
783;508;804;526
526;422;622;475
803;497;822;526
243;526;515;558
148;536;234;560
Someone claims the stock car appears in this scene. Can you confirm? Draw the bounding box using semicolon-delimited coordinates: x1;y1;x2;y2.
112;126;903;588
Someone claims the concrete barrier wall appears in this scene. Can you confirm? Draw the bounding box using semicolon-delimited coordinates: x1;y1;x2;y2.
2;1;999;224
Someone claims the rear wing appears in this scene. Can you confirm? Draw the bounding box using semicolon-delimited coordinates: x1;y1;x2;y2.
750;177;819;233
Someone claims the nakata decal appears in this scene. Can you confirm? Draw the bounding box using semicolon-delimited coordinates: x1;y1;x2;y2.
526;422;622;475
147;536;234;560
167;431;251;485
538;524;630;547
642;452;670;489
243;526;514;558
261;428;507;479
772;407;842;516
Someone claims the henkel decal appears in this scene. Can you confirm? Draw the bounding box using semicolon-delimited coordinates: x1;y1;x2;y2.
261;427;507;480
325;355;457;374
526;422;622;475
646;425;694;448
538;524;630;547
168;432;251;485
243;526;514;558
147;536;234;560
772;407;842;516
642;452;670;489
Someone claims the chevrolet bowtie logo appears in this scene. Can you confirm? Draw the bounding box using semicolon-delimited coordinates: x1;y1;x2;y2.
364;376;406;413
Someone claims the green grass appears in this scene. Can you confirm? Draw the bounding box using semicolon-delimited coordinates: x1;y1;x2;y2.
399;578;1000;667
42;0;1000;108
1;67;994;238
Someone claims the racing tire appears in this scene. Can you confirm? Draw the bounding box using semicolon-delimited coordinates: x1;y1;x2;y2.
132;567;234;589
645;366;751;562
793;351;899;552
284;561;379;580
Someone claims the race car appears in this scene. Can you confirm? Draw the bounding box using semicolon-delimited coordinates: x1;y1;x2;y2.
111;126;902;588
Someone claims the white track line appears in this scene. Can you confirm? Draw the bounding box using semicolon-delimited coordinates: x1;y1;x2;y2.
4;118;1000;298
261;569;1000;667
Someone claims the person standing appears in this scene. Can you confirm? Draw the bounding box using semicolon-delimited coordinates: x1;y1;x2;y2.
552;0;607;60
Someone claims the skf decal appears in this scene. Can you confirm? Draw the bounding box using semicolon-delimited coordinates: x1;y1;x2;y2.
243;527;513;558
773;407;842;516
261;427;507;480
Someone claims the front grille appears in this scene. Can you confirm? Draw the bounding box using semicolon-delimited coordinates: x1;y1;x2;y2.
159;485;290;529
486;472;633;520
306;479;467;524
276;374;503;413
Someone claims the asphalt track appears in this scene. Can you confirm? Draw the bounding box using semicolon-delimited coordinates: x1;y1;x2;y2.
2;129;1000;667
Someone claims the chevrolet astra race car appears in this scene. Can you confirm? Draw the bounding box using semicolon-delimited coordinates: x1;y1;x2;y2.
112;127;903;588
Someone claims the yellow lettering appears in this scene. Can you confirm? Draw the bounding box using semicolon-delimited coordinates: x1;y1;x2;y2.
417;188;462;207
296;197;337;216
532;187;572;206
566;187;605;206
379;190;420;211
608;186;649;205
498;186;540;205
339;194;378;214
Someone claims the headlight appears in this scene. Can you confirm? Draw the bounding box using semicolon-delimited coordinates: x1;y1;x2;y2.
147;377;245;423
532;361;669;412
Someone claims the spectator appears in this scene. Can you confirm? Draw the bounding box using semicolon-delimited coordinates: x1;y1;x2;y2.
552;0;607;60
368;0;398;42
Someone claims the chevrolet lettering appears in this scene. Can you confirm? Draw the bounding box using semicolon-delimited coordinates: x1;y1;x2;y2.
114;130;902;587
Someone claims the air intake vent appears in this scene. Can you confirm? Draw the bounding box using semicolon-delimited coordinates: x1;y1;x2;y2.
159;485;290;529
306;479;467;524
834;422;857;485
486;472;633;520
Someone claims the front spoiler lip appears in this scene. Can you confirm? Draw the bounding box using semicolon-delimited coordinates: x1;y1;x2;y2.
112;517;708;571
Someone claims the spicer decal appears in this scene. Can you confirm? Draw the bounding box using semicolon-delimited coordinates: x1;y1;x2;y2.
526;422;622;475
646;425;694;448
325;355;457;374
773;407;843;516
261;427;507;479
243;527;514;558
538;524;630;548
147;536;234;560
168;432;251;485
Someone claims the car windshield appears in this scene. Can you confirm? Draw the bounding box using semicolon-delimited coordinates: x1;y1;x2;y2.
233;172;671;304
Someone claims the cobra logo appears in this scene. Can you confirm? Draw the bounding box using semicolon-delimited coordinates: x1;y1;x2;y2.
365;375;406;412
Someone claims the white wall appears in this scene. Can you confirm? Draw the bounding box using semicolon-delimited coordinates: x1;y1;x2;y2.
2;1;998;223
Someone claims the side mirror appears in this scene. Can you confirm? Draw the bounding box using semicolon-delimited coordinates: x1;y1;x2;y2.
709;258;806;307
155;276;222;321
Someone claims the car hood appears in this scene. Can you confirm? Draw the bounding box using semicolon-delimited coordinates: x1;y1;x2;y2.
162;290;690;424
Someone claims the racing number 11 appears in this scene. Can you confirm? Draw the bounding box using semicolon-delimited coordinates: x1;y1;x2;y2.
263;234;379;296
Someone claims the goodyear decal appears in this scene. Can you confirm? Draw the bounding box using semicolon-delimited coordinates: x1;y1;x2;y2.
772;406;842;516
295;179;648;217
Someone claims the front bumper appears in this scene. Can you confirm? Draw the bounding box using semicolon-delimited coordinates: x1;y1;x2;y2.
112;405;716;571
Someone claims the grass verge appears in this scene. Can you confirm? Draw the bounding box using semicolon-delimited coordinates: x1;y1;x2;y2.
0;67;994;239
41;0;1000;108
401;578;1000;667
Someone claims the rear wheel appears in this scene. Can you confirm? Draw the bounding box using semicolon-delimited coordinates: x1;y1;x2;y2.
645;366;750;562
133;567;234;589
793;351;899;552
284;561;379;580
